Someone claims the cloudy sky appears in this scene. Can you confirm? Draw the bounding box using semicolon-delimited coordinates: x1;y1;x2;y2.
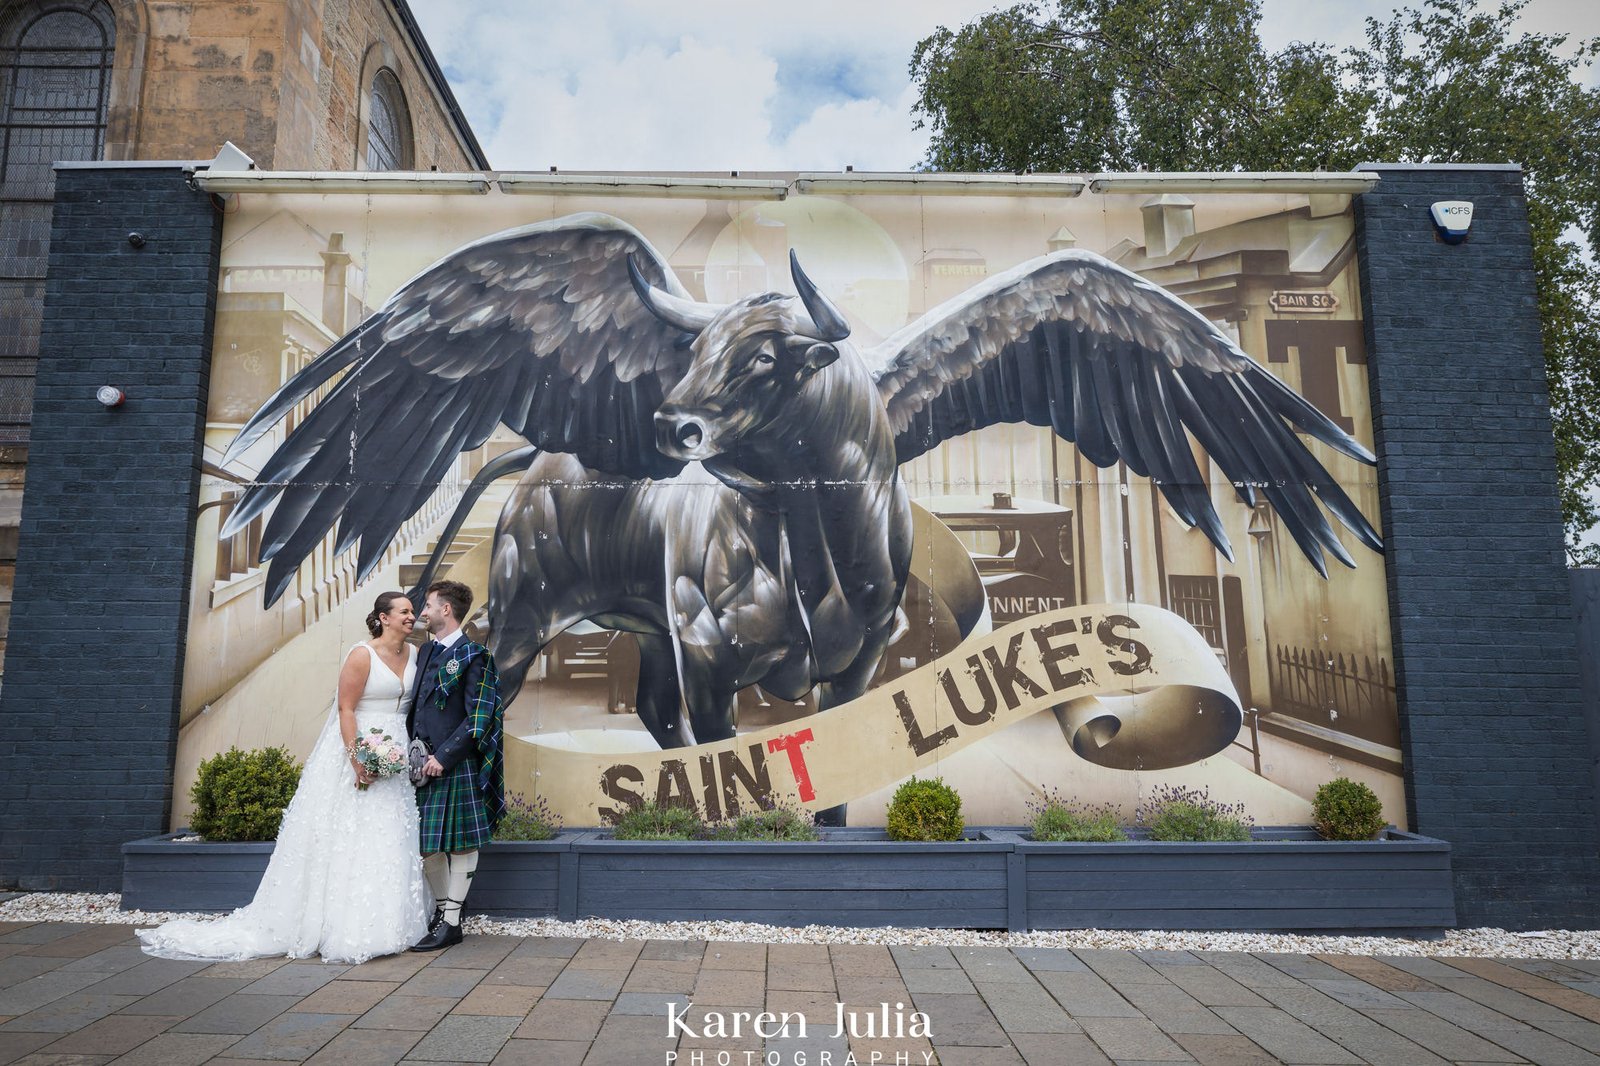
413;0;1600;173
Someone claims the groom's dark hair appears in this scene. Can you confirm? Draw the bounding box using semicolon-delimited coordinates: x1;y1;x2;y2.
427;580;473;622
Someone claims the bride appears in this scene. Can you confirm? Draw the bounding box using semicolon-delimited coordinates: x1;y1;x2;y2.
139;592;432;963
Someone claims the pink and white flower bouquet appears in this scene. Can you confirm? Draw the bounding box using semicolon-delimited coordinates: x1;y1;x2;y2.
348;727;408;790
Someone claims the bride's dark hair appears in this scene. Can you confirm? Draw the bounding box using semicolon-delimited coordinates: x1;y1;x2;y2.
365;591;409;637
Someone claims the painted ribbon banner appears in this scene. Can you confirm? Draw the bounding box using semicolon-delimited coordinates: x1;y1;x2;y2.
508;604;1241;824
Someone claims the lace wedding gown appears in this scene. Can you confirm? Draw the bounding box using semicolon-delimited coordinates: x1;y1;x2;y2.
139;643;432;964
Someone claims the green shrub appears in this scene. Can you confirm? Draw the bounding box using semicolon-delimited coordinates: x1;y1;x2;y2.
885;777;964;841
1137;784;1251;843
700;806;820;842
189;747;302;841
1029;791;1127;842
1312;777;1387;840
610;801;703;840
494;794;562;841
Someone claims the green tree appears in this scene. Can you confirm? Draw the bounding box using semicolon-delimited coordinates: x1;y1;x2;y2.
911;0;1600;561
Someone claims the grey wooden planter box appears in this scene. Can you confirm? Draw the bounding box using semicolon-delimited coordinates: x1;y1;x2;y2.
984;827;1456;933
120;832;579;916
573;827;1011;929
122;826;1454;933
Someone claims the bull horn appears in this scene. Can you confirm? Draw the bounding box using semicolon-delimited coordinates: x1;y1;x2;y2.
789;250;851;342
628;255;716;334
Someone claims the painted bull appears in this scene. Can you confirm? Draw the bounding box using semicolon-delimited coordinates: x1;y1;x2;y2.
222;213;1382;805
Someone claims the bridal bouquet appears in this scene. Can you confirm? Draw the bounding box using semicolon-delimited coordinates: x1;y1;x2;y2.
348;728;408;790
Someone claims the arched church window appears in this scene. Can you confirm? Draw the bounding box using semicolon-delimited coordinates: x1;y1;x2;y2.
0;1;115;193
0;0;115;441
366;67;412;171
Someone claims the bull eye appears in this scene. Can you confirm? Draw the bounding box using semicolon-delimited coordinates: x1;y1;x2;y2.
755;353;776;366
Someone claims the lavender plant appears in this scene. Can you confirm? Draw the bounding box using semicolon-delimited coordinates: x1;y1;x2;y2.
1137;784;1252;842
493;794;562;842
1028;789;1127;842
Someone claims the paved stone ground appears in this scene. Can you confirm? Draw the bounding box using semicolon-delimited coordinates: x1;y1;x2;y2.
2;922;1599;1064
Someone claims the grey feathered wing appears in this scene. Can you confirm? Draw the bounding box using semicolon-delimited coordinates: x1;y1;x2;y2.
220;213;697;605
870;250;1382;576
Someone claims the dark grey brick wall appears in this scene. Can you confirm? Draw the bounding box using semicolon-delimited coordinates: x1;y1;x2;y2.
1356;164;1600;928
0;165;220;891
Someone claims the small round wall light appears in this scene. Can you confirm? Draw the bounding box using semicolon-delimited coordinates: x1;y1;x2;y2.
96;385;125;408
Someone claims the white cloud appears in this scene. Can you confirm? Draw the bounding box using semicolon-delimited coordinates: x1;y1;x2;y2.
412;0;1003;171
414;0;1600;173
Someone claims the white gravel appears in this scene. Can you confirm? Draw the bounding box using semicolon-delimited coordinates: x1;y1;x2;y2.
3;892;1596;958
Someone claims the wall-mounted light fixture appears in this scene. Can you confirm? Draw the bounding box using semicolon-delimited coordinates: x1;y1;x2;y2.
96;386;125;408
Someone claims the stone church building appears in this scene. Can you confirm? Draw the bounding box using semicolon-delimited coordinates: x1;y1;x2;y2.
0;0;488;669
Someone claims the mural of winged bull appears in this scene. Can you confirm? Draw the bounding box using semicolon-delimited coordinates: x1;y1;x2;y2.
222;212;1382;817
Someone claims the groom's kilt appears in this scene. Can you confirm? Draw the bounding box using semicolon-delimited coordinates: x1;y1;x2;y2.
416;758;492;853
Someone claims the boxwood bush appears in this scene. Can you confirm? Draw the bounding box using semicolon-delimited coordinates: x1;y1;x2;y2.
1312;777;1388;840
189;746;302;841
885;776;964;841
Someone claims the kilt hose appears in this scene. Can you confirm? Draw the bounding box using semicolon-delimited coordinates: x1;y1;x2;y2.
417;758;492;853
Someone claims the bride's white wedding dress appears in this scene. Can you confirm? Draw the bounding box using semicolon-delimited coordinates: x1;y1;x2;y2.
139;643;432;964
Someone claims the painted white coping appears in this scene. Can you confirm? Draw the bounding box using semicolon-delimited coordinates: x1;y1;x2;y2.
190;168;1383;199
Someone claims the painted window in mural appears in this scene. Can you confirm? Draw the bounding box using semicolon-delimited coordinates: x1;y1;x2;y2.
185;186;1398;832
0;0;114;438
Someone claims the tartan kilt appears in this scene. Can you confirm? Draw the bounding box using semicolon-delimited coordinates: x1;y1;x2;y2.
416;758;492;853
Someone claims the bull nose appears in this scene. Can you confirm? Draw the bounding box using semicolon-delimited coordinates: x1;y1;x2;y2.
654;409;706;456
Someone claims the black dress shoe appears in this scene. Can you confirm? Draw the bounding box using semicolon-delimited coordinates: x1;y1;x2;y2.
410;920;464;952
425;907;444;933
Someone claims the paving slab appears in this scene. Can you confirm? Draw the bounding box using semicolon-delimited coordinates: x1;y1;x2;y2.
484;1038;588;1065
1;993;143;1033
1211;1004;1362;1064
1173;1032;1281;1065
1034;969;1142;1018
972;981;1082;1035
698;942;764;972
0;957;72;990
1011;1032;1114;1065
638;940;706;963
302;1028;421;1066
2;922;1599;1066
104;1032;242;1065
448;982;540;1017
35;1015;182;1057
288;980;397;1016
1477;1027;1600;1066
429;939;517;972
583;1014;669;1062
395;1015;519;1063
1076;1014;1192;1061
171;994;302;1035
1356;1007;1528;1063
0;972;115;1016
81;960;210;998
352;994;461;1033
513;999;608;1042
911;991;1009;1046
828;944;897;977
1013;947;1090;973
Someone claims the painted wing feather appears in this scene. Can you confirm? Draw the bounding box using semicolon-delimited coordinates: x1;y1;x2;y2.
220;213;696;605
870;249;1381;576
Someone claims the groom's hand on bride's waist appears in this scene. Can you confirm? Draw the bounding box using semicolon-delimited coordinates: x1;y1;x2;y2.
423;755;445;778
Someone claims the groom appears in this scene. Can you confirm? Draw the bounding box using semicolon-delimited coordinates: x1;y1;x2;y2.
408;579;505;951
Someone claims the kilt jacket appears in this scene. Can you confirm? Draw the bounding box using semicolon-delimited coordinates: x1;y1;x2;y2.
407;636;506;827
